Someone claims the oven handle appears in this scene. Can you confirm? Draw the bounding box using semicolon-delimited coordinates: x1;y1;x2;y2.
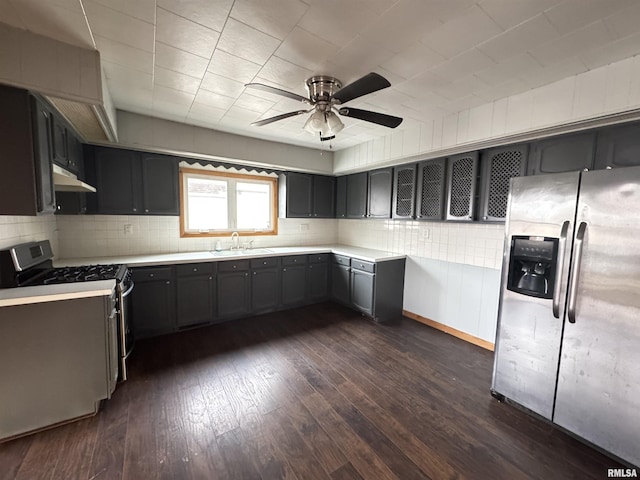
120;281;135;298
117;279;134;382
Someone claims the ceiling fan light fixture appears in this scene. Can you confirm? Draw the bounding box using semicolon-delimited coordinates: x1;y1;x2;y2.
326;111;344;134
303;110;325;134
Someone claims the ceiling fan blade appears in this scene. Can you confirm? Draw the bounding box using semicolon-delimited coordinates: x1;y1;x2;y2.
332;72;391;104
251;110;309;127
338;107;403;128
245;83;310;104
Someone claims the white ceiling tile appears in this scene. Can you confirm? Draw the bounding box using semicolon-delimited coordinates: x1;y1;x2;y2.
475;53;542;85
274;27;340;71
233;93;276;113
603;3;640;40
328;36;395;81
478;14;560;62
433;75;491;101
544;0;637;35
103;60;152;89
478;0;562;30
229;0;308;40
157;0;232;32
475;77;530;102
84;1;154;52
153;85;196;106
152;100;190;120
154;66;201;94
520;57;588;90
155;42;210;78
431;49;496;82
217;17;281;65
86;0;155;24
529;21;612;66
200;72;246;98
187;102;227;123
193;89;236;109
208;49;261;84
223;105;262;122
395;71;450;98
580;32;640;70
108;81;152;108
95;35;154;74
257;56;313;91
156;8;220;59
422;5;503;58
380;41;445;80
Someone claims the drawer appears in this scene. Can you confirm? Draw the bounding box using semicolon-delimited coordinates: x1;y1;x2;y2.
308;253;329;264
350;259;375;273
250;257;279;269
132;266;174;282
217;259;250;272
282;255;307;266
332;254;351;266
176;262;215;277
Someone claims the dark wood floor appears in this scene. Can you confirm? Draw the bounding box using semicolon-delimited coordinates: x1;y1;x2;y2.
1;302;621;479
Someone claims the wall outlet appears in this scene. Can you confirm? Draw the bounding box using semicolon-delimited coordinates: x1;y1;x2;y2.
123;224;133;235
299;223;309;232
420;228;431;241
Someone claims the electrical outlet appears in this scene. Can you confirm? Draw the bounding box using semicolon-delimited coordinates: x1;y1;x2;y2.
420;228;430;241
299;223;309;232
123;224;133;235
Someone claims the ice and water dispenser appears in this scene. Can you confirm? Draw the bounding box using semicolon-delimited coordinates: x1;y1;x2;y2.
507;236;559;299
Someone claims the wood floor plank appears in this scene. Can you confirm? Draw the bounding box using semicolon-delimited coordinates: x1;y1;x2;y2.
0;435;32;480
14;424;69;480
51;414;100;480
330;462;364;480
216;427;262;480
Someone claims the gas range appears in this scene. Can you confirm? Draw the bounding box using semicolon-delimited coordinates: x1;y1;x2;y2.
32;264;128;286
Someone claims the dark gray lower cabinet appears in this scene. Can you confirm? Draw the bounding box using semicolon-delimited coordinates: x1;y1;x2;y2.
331;261;351;305
176;263;215;328
350;267;375;315
281;255;308;307
308;254;329;301
251;257;280;313
217;261;251;321
131;267;176;338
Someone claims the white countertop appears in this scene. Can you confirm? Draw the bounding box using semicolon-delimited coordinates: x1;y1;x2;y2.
0;280;116;307
54;244;406;268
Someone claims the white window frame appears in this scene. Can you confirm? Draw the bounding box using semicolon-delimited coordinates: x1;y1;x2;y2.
179;167;278;237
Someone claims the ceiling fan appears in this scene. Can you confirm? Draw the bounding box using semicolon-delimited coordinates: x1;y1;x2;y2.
245;72;403;141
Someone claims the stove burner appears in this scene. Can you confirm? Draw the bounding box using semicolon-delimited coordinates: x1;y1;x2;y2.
36;264;125;285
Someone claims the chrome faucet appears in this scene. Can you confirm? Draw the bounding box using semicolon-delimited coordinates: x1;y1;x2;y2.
231;231;240;250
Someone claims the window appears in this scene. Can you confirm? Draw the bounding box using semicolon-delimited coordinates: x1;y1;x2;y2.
180;168;278;237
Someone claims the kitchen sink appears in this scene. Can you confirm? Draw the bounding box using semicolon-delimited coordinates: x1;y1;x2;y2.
211;248;273;257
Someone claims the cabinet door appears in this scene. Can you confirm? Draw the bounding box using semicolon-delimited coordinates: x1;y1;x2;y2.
51;116;68;168
368;168;392;218
392;164;416;219
331;263;350;304
312;175;336;218
285;172;313;217
594;123;640;169
308;262;329;301
140;154;179;215
251;267;280;313
281;264;307;307
416;158;446;221
350;269;375;315
346;172;368;218
479;144;528;222
132;279;176;337
66;133;84;177
32;100;56;214
93;147;140;214
177;275;214;328
335;176;347;218
528;132;596;175
55;192;87;215
216;271;251;320
446;152;478;221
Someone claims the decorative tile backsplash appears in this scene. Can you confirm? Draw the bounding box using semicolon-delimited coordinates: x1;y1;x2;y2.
0;215;58;253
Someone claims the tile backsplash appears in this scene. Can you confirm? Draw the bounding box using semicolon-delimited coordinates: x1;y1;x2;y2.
56;215;339;259
0;215;58;253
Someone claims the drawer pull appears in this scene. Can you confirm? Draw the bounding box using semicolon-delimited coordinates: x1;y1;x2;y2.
149;273;154;277
263;261;267;265
233;265;237;269
193;268;198;272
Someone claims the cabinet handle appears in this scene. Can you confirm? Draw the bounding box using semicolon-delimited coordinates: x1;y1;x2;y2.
293;259;297;262
253;271;257;275
133;208;137;212
283;268;287;272
263;261;267;265
149;273;154;277
165;281;171;285
209;277;212;280
483;216;488;220
360;264;364;268
233;265;237;269
244;273;248;277
193;268;198;272
145;209;149;213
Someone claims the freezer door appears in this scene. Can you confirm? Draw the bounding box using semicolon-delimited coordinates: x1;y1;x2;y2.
554;167;640;467
492;171;580;420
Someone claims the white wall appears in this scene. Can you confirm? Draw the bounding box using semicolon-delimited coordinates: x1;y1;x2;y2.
0;215;58;255
56;215;337;259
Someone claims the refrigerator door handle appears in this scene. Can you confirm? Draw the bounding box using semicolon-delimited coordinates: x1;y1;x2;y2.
567;222;588;323
553;221;570;318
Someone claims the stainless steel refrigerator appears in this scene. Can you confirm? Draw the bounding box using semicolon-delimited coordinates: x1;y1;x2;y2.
492;166;640;467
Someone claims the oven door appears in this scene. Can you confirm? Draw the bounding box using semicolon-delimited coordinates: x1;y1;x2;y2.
117;278;134;381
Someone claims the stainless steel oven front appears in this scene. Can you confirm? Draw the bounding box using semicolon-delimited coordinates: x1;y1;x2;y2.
116;270;134;381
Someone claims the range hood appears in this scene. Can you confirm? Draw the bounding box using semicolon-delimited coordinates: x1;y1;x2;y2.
52;165;96;193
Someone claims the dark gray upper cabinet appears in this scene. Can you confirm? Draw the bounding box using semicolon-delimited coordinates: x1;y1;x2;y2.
140;153;179;215
446;152;479;222
280;172;335;218
479;144;528;222
176;263;215;328
51;116;68;168
346;172;368;218
55;192;87;215
416;158;446;221
65;133;84;177
367;168;393;218
392;164;416;219
335;176;347;218
0;87;56;216
86;146;179;215
595;123;640;170
528;132;596;175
